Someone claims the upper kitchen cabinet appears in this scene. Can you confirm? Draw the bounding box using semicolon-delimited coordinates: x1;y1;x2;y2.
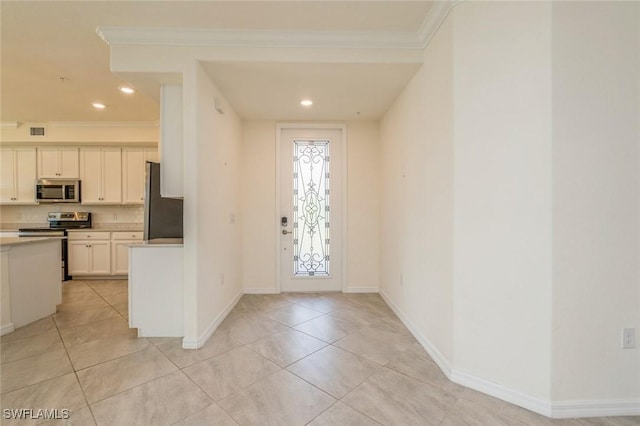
37;147;79;178
122;148;159;204
80;147;122;204
0;147;37;204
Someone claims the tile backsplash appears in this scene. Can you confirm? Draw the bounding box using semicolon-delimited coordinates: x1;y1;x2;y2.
0;204;144;225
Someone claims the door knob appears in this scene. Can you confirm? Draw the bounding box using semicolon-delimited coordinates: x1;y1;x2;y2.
282;230;291;235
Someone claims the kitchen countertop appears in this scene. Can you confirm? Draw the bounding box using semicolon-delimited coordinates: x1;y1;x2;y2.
130;238;184;247
60;224;144;232
0;236;65;247
1;223;143;232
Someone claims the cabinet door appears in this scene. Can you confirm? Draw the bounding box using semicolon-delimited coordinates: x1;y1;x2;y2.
58;148;79;178
101;148;122;203
37;148;61;178
112;241;133;275
89;241;111;274
38;148;78;178
80;148;103;203
69;241;91;275
122;148;157;204
122;149;145;204
14;148;37;203
0;149;16;202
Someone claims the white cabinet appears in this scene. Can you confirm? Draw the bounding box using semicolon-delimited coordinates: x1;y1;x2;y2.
111;231;143;275
68;231;142;276
0;147;37;204
80;148;122;204
122;148;159;204
68;232;111;276
37;147;79;178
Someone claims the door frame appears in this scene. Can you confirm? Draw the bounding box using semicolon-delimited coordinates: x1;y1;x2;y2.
275;122;348;293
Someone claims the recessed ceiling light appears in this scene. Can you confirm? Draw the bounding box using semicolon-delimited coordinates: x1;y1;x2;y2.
300;99;313;107
120;86;135;94
92;102;106;109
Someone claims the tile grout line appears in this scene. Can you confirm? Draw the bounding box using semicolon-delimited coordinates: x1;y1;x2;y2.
52;282;100;426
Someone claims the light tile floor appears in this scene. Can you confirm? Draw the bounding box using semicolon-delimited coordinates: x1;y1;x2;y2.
1;280;638;426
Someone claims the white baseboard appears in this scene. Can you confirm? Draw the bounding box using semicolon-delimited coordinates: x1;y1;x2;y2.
243;288;279;294
550;399;640;418
380;289;640;419
1;323;15;336
182;290;243;349
379;289;452;377
450;369;553;417
343;286;379;294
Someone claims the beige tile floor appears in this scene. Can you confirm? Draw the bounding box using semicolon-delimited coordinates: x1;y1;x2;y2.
1;280;638;426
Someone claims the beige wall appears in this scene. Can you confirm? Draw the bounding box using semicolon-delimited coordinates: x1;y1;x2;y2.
241;121;277;292
379;13;455;369
452;1;553;402
1;122;157;144
182;62;243;347
380;0;639;414
241;120;380;293
551;1;640;402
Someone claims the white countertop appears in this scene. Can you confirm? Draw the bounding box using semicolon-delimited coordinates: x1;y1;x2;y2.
130;238;184;247
66;223;143;232
0;236;64;247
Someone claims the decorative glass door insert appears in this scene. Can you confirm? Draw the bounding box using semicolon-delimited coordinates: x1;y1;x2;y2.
293;140;330;277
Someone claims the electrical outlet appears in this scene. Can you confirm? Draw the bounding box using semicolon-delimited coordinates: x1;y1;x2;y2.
622;328;636;349
220;273;225;286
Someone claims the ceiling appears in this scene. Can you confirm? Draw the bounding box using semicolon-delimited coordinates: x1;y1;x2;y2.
1;1;433;123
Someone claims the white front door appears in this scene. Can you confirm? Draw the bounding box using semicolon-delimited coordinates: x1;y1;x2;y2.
278;125;344;292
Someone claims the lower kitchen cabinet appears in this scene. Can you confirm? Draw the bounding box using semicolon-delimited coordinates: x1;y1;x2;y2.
68;240;111;275
111;232;144;275
68;230;142;277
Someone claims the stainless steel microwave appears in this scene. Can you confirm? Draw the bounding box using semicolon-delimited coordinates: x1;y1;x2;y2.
35;179;81;203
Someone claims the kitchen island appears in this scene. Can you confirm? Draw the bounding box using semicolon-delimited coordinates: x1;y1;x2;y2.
1;237;62;335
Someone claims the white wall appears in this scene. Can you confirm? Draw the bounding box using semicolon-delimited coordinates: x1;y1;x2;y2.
345;122;380;292
452;1;553;402
0;122;157;143
241;121;277;293
182;61;243;347
379;14;454;367
241;121;380;293
551;1;640;403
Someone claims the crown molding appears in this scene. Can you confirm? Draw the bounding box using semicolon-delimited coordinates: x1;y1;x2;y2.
97;1;461;51
418;0;464;48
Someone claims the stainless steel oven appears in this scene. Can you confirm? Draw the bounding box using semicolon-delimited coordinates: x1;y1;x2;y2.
19;212;92;281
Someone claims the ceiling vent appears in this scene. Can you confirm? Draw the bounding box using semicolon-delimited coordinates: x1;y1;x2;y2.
29;125;46;137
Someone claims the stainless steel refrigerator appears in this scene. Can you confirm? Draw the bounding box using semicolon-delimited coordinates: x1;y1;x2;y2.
143;162;183;241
